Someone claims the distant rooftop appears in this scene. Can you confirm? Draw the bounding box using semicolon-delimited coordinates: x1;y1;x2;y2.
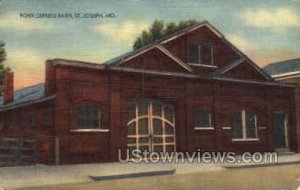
264;58;300;76
0;83;55;112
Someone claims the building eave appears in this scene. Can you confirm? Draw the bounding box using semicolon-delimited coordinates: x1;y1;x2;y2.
0;95;56;113
212;77;295;88
107;66;294;87
272;71;300;80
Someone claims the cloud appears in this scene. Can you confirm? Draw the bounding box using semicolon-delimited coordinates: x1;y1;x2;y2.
227;34;256;52
240;8;300;30
92;21;149;44
0;12;54;31
6;49;45;89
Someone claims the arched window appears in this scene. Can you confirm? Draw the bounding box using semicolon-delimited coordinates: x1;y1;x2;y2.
77;104;101;129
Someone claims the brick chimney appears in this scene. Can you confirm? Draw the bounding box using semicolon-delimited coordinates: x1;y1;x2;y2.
3;71;14;104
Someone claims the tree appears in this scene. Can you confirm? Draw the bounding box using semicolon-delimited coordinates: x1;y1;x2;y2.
133;19;199;50
0;41;10;95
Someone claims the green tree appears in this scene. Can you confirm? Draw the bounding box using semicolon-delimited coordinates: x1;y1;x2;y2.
133;19;199;50
0;41;10;95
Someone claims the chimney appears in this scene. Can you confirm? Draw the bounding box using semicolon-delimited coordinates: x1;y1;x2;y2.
45;60;55;95
3;71;14;104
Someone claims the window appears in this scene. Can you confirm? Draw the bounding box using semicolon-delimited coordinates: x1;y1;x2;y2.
44;114;53;126
31;117;37;128
77;104;101;129
19;119;26;128
9;121;16;130
203;44;213;65
190;43;200;63
195;108;212;129
232;109;258;140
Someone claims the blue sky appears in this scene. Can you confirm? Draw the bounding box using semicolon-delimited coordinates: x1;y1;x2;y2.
0;0;299;89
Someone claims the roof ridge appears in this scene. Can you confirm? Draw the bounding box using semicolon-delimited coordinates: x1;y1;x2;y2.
104;20;209;66
50;58;102;66
14;83;44;93
265;57;300;67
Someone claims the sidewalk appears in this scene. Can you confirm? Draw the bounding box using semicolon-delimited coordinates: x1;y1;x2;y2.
222;153;300;169
0;153;299;189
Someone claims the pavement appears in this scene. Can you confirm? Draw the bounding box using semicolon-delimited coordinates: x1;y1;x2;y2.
221;152;300;169
0;153;299;190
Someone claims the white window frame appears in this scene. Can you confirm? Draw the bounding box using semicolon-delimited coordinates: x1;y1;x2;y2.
232;109;259;141
198;44;202;64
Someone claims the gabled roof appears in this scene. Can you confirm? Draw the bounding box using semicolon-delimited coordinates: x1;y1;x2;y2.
218;37;273;81
109;45;193;72
210;58;272;81
210;58;246;77
104;20;272;81
264;58;300;76
0;83;55;112
104;20;221;67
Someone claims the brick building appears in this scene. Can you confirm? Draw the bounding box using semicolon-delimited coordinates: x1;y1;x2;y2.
264;58;300;152
0;21;297;164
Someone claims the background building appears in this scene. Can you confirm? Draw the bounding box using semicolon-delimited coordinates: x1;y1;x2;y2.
264;58;300;152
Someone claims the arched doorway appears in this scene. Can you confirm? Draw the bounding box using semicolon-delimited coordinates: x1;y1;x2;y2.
126;100;176;154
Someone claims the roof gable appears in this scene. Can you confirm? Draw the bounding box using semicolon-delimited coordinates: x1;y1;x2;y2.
114;45;193;73
211;58;272;81
104;20;272;80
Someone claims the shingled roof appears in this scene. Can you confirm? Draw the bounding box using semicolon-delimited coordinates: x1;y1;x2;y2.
264;58;300;76
0;83;55;112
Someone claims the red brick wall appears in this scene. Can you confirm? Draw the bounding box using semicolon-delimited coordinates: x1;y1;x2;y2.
0;63;297;165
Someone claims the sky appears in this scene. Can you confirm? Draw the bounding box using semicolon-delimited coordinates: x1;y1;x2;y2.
0;0;299;89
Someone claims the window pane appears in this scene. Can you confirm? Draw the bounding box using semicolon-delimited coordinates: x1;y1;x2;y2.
20;119;26;128
139;137;149;144
153;145;163;153
127;122;136;135
166;137;174;143
153;119;162;135
195;108;211;128
166;145;175;153
246;110;257;138
164;106;174;122
203;45;212;65
165;123;174;135
232;112;242;138
190;43;200;63
44;114;53;126
152;104;161;116
138;118;148;135
77;105;100;129
127;138;136;144
153;137;163;143
31;118;37;128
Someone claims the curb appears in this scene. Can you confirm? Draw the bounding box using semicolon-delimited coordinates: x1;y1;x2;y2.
89;169;176;181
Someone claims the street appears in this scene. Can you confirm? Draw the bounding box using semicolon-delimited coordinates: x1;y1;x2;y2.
16;164;300;190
